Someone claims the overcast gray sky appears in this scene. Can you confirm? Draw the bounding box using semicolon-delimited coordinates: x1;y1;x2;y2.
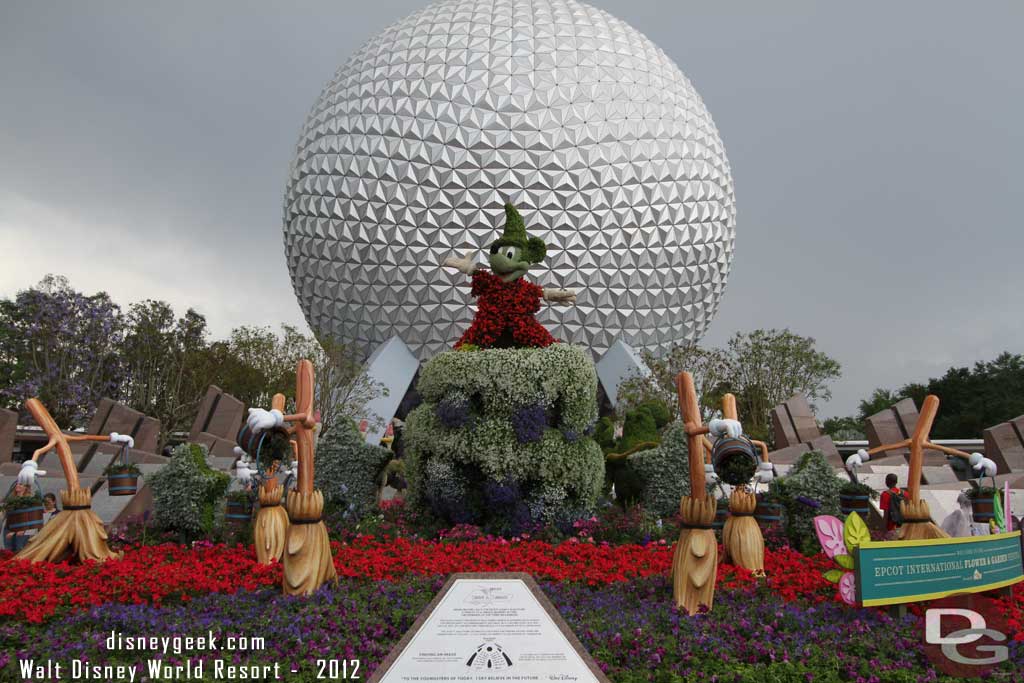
1;1;1021;419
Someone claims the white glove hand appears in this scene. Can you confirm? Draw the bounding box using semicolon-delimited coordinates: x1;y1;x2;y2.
232;446;246;459
754;461;774;483
109;432;135;448
442;251;476;275
969;452;983;468
246;408;284;434
845;453;863;471
754;471;774;484
974;457;997;478
708;418;742;439
17;460;46;485
704;462;719;483
856;448;870;462
234;461;253;485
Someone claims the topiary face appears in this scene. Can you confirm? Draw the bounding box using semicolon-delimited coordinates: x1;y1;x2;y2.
487;203;547;282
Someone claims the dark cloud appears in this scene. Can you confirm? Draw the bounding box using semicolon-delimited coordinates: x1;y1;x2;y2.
1;1;1021;418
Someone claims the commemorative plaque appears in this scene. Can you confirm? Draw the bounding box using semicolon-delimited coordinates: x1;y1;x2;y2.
369;572;610;682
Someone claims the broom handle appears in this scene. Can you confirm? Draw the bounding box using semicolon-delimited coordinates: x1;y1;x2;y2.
865;439;912;457
751;439;770;462
293;360;316;494
677;372;709;499
908;395;940;501
721;393;738;421
921;442;972;460
25;398;79;491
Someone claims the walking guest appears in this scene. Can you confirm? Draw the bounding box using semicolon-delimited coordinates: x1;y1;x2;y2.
879;473;906;538
43;493;60;522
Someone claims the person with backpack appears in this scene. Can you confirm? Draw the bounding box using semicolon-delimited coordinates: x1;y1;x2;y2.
880;474;906;536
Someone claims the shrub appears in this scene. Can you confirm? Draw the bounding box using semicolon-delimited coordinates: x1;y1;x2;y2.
315;417;393;521
769;450;844;554
405;344;604;531
148;443;230;540
839;480;878;498
103;461;141;476
623;421;692;518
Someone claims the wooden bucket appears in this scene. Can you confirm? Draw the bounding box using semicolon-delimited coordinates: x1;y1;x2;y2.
226;500;253;524
971;497;994;524
712;502;730;530
107;473;139;496
5;506;44;532
754;501;783;529
840;494;871;517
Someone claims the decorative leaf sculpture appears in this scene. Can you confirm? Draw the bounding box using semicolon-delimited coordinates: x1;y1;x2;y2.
814;515;846;560
838;572;857;605
823;569;844;584
843;511;870;551
813;513;864;606
834;554;855;570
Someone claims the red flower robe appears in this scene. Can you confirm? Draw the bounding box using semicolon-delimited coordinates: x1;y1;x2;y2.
455;270;556;349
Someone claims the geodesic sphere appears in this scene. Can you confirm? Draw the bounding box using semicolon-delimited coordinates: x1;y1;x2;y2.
283;0;736;361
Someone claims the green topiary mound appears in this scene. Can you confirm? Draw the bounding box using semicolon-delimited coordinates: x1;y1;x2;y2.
148;443;230;540
623;421;691;518
404;344;604;533
601;399;674;504
315;418;393;520
770;450;845;554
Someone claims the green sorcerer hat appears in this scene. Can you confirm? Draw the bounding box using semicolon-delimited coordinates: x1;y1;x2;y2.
490;203;547;263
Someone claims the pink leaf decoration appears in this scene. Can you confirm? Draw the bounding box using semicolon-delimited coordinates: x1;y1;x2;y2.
814;515;847;559
839;571;857;605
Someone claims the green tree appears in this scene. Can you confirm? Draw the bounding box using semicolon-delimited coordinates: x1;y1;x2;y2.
616;345;731;422
846;352;1024;439
856;388;905;421
723;329;840;442
214;324;384;439
119;300;212;446
620;329;841;444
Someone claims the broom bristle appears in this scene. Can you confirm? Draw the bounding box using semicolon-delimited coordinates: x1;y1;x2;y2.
723;488;764;573
898;499;950;540
255;484;289;564
16;488;118;563
673;495;718;615
282;489;337;595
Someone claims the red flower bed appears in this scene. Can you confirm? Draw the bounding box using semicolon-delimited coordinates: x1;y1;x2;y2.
0;539;855;623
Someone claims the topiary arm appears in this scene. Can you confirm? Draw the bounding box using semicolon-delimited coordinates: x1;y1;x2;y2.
542;287;576;304
442;250;480;275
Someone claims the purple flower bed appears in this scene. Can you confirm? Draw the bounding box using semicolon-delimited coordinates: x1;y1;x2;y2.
4;577;1017;682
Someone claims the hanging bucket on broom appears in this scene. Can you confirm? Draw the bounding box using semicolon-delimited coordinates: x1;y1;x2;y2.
754;501;783;529
5;505;45;533
840;493;871;517
105;443;139;496
226;498;253;524
970;496;995;524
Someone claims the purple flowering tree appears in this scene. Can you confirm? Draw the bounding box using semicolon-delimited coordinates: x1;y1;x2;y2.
0;275;125;428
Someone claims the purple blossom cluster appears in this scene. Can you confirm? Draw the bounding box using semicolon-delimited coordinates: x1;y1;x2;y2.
511;403;547;443
0;275;124;426
435;395;472;429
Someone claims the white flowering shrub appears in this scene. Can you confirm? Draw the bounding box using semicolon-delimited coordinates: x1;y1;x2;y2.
405;344;604;532
148;443;230;539
315;417;393;520
770;450;845;553
626;421;691;518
